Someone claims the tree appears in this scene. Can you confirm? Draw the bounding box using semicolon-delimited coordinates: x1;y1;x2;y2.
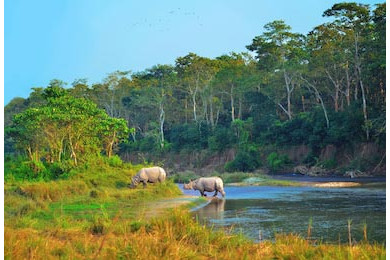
247;20;306;120
323;3;371;140
99;117;132;158
175;53;220;123
8;89;130;165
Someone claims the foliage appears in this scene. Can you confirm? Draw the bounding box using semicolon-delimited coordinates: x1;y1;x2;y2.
208;126;235;152
4;165;386;259
267;152;289;172
7;92;129;167
170;171;199;183
106;155;123;167
4;2;386;174
225;146;261;172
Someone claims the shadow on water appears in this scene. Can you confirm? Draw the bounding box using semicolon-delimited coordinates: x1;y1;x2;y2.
178;183;386;243
195;198;226;221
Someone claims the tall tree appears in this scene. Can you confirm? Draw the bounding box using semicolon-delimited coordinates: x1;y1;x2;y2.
247;20;306;120
323;3;371;140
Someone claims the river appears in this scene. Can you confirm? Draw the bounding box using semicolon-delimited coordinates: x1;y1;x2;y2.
178;180;385;243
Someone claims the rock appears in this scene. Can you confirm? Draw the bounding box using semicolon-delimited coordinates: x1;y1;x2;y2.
293;165;309;175
293;165;328;176
307;166;327;176
344;170;368;178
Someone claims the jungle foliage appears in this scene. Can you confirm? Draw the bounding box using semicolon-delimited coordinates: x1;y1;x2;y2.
5;2;386;174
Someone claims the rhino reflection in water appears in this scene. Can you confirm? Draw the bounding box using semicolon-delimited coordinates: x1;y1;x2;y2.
196;198;226;221
129;167;167;188
183;177;226;197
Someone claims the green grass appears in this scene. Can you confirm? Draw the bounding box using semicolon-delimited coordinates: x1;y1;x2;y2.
4;161;386;259
171;171;302;186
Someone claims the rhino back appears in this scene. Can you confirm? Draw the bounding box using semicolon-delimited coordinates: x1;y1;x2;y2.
142;167;166;182
197;177;223;192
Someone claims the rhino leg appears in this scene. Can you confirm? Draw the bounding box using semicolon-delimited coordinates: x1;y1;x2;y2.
142;180;147;188
199;190;206;197
213;190;218;197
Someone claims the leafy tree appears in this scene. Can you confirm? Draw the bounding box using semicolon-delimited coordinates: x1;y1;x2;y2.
247;20;306;120
8;90;130;166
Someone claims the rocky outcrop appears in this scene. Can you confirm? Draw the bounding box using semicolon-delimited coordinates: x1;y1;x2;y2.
343;170;369;178
293;165;309;175
294;165;328;176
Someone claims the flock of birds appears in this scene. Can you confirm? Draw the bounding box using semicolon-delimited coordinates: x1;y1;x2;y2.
130;8;203;32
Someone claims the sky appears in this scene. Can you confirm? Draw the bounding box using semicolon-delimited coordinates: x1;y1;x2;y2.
4;0;382;105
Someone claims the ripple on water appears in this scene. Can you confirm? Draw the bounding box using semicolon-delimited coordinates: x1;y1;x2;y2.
185;185;385;243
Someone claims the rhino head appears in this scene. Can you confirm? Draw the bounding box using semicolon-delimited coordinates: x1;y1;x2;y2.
183;179;194;190
129;175;140;189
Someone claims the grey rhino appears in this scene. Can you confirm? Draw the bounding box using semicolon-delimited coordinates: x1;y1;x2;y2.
183;177;226;197
129;167;167;188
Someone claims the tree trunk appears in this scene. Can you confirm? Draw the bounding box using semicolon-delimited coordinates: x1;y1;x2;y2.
354;33;369;140
230;84;235;122
284;70;294;120
209;96;214;127
107;132;116;158
159;102;165;148
192;92;197;122
345;63;351;107
68;137;78;166
302;77;329;128
238;96;242;120
325;69;340;112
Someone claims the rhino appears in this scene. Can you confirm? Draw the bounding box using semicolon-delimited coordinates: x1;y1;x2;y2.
129;167;167;188
183;177;226;197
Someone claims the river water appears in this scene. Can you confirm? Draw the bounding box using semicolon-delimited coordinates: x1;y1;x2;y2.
178;181;385;243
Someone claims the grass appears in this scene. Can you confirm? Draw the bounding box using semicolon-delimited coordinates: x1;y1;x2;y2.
172;171;302;186
5;208;386;259
5;162;386;259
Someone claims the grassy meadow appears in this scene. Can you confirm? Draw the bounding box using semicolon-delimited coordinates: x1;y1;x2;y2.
4;161;386;259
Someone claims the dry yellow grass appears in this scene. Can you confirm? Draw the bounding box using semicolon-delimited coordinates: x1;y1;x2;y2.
4;164;386;260
5;208;386;260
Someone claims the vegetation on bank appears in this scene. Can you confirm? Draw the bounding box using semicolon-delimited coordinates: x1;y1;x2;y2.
172;171;302;186
4;160;385;259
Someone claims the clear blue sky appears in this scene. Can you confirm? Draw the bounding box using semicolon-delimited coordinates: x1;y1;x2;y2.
4;0;381;104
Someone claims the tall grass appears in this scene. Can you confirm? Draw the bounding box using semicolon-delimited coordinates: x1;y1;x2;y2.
5;209;386;259
4;161;386;259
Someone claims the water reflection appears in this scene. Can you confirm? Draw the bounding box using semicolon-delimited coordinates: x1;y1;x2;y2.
197;198;225;221
184;185;386;243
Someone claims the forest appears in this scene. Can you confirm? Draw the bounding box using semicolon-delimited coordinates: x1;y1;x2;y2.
4;2;386;179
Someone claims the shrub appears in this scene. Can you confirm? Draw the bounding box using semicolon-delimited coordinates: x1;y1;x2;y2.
171;171;199;183
267;152;289;172
208;127;234;152
225;149;260;172
320;159;337;170
107;155;123;167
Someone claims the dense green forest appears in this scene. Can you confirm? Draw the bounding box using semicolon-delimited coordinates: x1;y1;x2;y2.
5;2;386;178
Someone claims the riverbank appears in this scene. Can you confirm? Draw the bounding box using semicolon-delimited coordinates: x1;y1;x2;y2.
4;164;386;259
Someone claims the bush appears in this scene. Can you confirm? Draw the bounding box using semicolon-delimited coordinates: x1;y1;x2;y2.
266;152;289;172
320;159;337;170
168;123;210;151
107;155;123;167
219;172;253;183
208;127;235;152
139;136;158;152
171;171;199;183
225;148;260;172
